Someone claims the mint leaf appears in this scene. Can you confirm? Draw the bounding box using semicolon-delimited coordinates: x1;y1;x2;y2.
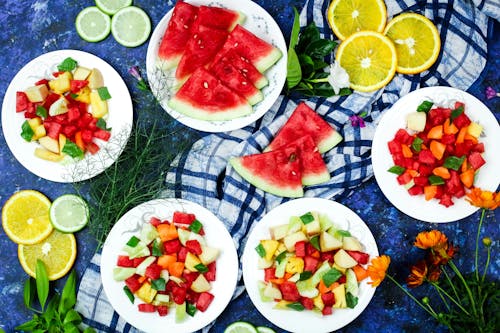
57;57;77;72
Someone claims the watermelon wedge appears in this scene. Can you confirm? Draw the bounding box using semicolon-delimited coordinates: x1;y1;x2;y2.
230;146;303;198
211;60;263;106
168;67;252;121
175;24;229;82
191;5;245;31
213;24;282;73
266;102;343;154
157;2;199;70
216;49;269;89
283;135;330;186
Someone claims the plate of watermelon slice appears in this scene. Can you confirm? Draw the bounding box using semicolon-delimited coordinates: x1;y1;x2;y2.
146;0;287;132
372;86;500;223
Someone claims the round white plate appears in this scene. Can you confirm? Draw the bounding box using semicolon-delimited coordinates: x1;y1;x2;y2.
372;86;500;223
145;0;287;133
1;49;133;183
242;198;379;333
101;198;239;333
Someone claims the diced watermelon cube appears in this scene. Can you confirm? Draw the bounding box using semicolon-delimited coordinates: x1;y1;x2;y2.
44;122;62;139
185;240;202;255
67;106;80;123
439;194;454;207
186;290;200;304
300;297;314;310
52;114;68;125
279;282;301;302
303;256;319;272
125;275;143;293
441;133;456;145
394;129;413;145
320;251;335;264
345;250;370;265
173;211;197;224
16;91;30;112
321;292;335;307
453;112;471;129
391;152;405;167
322;306;333;316
306;243;319;256
472;143;485;153
43;93;61;110
81;129;93;143
418;164;433;177
93;129;111;141
408;185;424;196
149;217;162;227
85;142;99;155
434;185;445;199
387;140;402;155
428;107;451;126
145;264;163;280
182;271;200;287
196;292;214;312
205;262;216;281
77;112;93;128
337;275;347;284
418;150;436;165
295;241;306;257
397;171;413;185
24;111;37;119
413;176;429;187
157;305;169;316
172;285;187;305
133;257;147;267
468;152;485;170
164;239;182;254
70;79;89;93
117;255;134;267
138;303;156;313
62;125;77;138
34;79;49;86
264;267;276;282
177;246;189;262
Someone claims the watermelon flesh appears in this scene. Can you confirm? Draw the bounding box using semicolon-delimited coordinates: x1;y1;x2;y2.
266;102;343;154
283;135;330;186
210;60;263;105
213;24;282;73
168;67;252;121
216;49;269;89
230;146;303;198
157;2;199;70
191;5;245;31
175;24;229;82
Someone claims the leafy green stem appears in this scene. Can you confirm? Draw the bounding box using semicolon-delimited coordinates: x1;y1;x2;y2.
448;260;478;316
475;209;486;281
481;244;491;284
430;282;470;315
386;275;437;319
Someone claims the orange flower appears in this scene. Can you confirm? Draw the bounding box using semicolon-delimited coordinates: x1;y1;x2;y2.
414;230;448;250
427;264;442;282
407;260;427;288
367;255;391;287
427;242;458;266
466;188;500;210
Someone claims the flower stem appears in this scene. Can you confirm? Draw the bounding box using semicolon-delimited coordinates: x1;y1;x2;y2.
304;77;328;84
481;245;491;284
475;209;486;281
442;267;460;302
430;282;470;316
432;283;451;311
448;260;477;316
386;275;437;319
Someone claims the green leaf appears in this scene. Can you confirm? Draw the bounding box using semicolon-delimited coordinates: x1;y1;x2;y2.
194;263;209;273
310;235;320;251
83;327;97;333
300;212;314;224
186;302;197;317
299;271;313;281
57;57;78;72
388;165;406;175
126;235;140;247
311;82;335;97
428;175;445;185
23;277;36;309
15;317;41;331
275;251;287;264
286;302;305;311
59;269;77;315
336;230;351;238
152;238;163;256
62;322;80;333
287;48;302;89
298;53;314;78
313;59;329;71
322;268;343;287
443;155;465;171
417;100;433;113
188;219;203;234
289;7;300;49
63;309;82;325
62;140;84;159
35;259;49;311
151;278;166;291
346;292;359;308
96;118;111;131
305;39;336;59
255;243;266;258
97;87;112;100
411;137;424;152
450;105;464;121
36;105;48;118
41;293;59;325
296;23;320;54
123;286;135;304
21;120;34;142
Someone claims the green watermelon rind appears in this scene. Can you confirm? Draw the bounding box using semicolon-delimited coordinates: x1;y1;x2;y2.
229;157;304;198
168;97;253;121
247;90;264;106
317;131;343;154
255;48;283;73
302;171;330;186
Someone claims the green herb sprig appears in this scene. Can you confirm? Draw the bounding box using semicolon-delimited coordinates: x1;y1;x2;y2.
16;259;95;332
286;7;351;97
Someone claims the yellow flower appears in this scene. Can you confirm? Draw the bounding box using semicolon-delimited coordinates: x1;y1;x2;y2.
466;188;500;210
367;255;390;287
414;230;448;250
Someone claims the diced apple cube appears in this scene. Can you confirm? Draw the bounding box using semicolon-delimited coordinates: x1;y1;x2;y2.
406;112;426;132
90;90;108;118
263;282;282;300
313;294;324;311
58;134;67;154
319;231;343;252
257;257;273;269
48;97;68;116
38;136;59;153
25;84;49;103
283;231;308;252
33;125;47;140
177;228;190;246
136;282;157;303
190;274;211;293
467;122;483;138
342;236;364;252
269;224;288;240
305;214;321;236
88;68;104;89
27;117;42;131
184;252;201;272
199;245;219;265
34;148;63;162
333;249;358;269
332;284;347;308
73;66;91;80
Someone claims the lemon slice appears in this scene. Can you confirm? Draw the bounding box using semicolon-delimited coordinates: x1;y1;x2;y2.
256;327;276;333
95;0;133;15
336;31;397;92
224;321;258;333
18;230;77;280
111;6;151;47
384;13;441;74
49;194;89;233
2;190;53;245
75;6;111;42
327;0;387;41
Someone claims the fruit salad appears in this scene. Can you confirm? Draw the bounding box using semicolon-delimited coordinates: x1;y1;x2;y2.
15;57;111;162
387;100;485;207
113;211;219;321
256;211;370;316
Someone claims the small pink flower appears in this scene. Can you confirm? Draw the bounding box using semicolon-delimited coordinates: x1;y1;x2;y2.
349;115;366;128
128;66;149;91
485;86;499;100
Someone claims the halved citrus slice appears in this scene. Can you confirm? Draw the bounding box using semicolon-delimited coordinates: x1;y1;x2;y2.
49;194;89;233
111;6;151;47
75;6;111;42
95;0;133;15
336;31;397;92
384;12;441;74
224;321;258;333
18;230;77;280
327;0;387;41
2;190;53;245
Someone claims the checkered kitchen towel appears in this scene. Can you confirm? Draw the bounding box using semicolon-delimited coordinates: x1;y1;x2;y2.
76;0;497;331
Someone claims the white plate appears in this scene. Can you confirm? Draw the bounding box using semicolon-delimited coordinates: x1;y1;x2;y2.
145;0;287;133
242;198;379;333
372;86;500;223
1;50;133;183
101;198;239;333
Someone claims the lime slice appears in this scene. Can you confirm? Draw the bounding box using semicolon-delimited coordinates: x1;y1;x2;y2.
75;6;111;42
49;194;89;233
224;321;258;333
95;0;133;15
256;327;276;333
111;6;151;47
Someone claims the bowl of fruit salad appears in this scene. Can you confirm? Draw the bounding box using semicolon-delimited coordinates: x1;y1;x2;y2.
242;198;379;333
100;198;239;333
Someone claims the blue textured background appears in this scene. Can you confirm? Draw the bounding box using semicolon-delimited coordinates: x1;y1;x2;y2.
0;1;498;332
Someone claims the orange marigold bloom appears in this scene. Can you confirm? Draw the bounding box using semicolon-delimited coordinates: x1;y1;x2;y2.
414;230;448;250
367;255;390;287
427;242;457;266
466;188;500;210
427;264;442;282
407;260;427;288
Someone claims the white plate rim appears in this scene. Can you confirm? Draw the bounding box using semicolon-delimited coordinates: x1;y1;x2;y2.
372;86;500;223
100;198;239;333
145;0;287;133
1;49;133;183
242;197;379;333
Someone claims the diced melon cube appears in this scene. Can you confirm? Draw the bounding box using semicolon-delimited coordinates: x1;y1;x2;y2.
90;90;108;118
74;86;91;104
332;284;347;308
48;97;68;116
199;245;219;265
88;68;104;89
260;239;279;261
333;249;358;269
25;84;49;103
467;122;483;138
269;224;288;240
406;112;426;132
73;66;91;80
27;117;42;132
58;134;67;154
190;274;211;293
283;231;308;252
285;257;304;274
319;231;343;252
34;148;63;162
136;282;157;304
48;72;72;94
38;136;59;153
342;236;364;252
184;252;201;272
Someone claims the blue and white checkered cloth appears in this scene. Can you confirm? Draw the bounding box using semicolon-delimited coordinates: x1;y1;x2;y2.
76;0;498;331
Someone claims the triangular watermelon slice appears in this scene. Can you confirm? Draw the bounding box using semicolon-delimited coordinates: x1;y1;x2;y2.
215;49;269;89
175;24;229;82
213;24;282;73
157;1;199;70
191;5;245;31
168;67;252;121
210;60;263;105
283;135;330;186
230;146;303;198
266;102;343;154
